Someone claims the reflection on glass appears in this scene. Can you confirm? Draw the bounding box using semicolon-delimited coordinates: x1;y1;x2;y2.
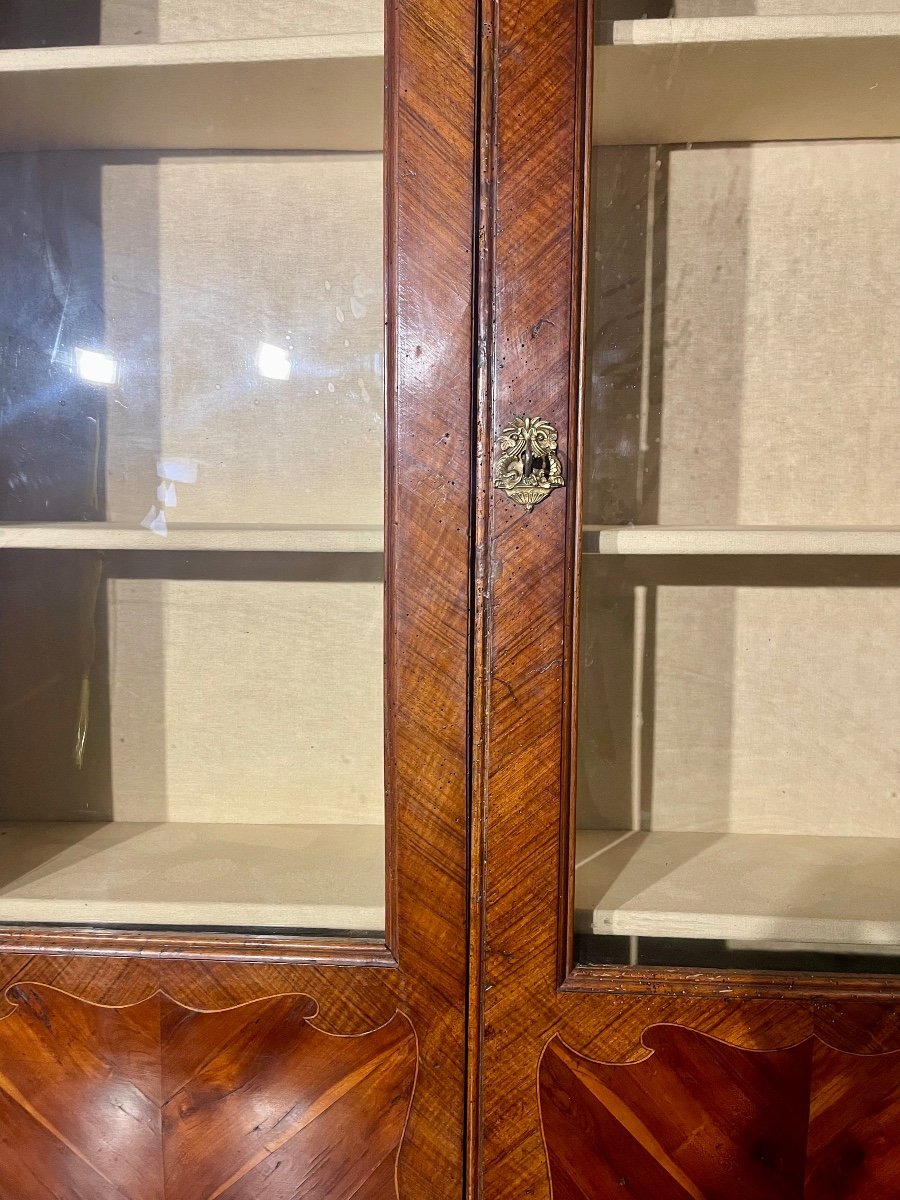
0;1;387;935
75;347;119;386
255;342;293;382
581;143;900;529
0;0;383;49
594;0;900;24
0;549;385;930
575;558;900;973
576;64;900;969
0;151;385;529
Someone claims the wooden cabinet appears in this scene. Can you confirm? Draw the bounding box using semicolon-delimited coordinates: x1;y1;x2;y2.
2;0;900;1195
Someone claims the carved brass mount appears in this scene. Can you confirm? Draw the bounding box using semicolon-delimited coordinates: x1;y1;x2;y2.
493;415;564;512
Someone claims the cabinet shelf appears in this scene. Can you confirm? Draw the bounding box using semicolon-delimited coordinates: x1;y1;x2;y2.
0;821;384;930
582;527;900;556
594;15;900;145
575;829;900;946
0;33;383;152
0;523;383;553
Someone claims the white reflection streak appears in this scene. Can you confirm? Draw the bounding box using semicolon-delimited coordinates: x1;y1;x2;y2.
75;347;118;386
256;342;292;381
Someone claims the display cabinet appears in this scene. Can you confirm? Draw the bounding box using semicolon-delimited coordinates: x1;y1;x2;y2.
3;0;900;1195
0;1;475;1195
475;0;900;1193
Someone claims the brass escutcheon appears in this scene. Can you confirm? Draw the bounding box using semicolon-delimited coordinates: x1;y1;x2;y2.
493;415;564;512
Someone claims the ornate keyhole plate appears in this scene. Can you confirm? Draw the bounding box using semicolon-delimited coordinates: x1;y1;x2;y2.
494;415;564;512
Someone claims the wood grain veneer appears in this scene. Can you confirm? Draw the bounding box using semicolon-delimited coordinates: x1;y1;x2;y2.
0;984;416;1198
540;1024;900;1199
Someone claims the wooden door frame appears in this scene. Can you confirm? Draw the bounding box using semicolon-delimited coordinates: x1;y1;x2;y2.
0;1;478;1193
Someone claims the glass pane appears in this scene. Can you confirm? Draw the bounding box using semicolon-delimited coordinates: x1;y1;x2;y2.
582;141;900;529
575;558;900;973
575;27;900;972
0;5;385;934
595;0;900;24
0;0;382;48
0;152;383;530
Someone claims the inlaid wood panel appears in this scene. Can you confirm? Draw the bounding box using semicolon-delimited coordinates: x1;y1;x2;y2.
807;1041;900;1199
540;1029;808;1199
539;1026;900;1200
0;983;415;1198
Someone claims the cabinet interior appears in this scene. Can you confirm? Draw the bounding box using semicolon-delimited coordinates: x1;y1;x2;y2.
575;119;900;963
0;1;386;932
575;560;900;957
593;0;900;145
0;2;384;154
0;0;383;47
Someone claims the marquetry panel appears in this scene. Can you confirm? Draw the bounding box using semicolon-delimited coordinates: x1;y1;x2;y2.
0;984;416;1199
807;1041;900;1199
539;1025;900;1200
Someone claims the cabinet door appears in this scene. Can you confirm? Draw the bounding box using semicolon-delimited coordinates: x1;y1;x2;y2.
477;0;900;1194
0;1;475;1195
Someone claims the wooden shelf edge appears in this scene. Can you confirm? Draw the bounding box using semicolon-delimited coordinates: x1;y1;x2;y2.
582;526;900;556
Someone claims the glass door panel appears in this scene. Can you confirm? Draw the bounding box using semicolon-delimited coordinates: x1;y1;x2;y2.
575;557;900;973
0;1;386;934
574;17;900;972
582;142;900;531
1;1;382;47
